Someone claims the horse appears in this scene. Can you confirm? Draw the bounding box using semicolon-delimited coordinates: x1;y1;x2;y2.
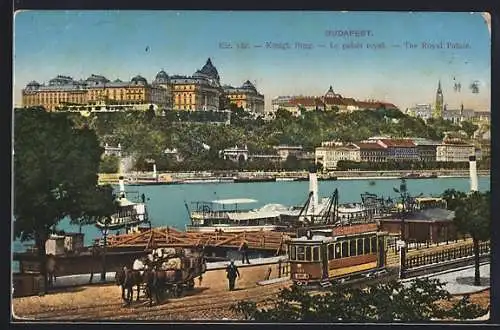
142;268;179;306
115;268;143;305
46;254;57;288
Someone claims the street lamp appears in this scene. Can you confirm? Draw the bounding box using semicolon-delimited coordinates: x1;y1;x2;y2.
100;217;110;282
393;179;408;279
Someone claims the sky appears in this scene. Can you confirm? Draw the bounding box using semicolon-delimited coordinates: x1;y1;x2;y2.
13;11;491;111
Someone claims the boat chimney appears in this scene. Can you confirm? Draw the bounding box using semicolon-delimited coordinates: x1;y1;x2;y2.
153;163;157;180
469;155;478;192
308;166;319;214
119;175;126;198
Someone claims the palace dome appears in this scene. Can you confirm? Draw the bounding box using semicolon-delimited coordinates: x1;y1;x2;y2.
155;70;169;83
131;75;148;85
194;58;220;81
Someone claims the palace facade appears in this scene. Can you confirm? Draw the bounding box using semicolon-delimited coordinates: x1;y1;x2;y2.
21;58;265;113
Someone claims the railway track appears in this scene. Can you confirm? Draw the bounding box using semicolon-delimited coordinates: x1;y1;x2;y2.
14;280;292;321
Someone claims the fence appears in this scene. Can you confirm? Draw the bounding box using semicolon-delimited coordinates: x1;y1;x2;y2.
404;241;490;269
276;259;290;278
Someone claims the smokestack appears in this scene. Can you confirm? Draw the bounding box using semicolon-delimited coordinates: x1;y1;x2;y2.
469;155;478;192
153;163;157;179
308;167;319;214
119;175;126;198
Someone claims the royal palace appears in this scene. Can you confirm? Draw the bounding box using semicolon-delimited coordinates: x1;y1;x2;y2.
21;58;265;113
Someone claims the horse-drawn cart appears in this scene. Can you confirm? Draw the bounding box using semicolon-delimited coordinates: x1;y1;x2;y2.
117;247;207;306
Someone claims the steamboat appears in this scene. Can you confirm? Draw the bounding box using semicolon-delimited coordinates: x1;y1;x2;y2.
95;176;151;233
186;169;394;233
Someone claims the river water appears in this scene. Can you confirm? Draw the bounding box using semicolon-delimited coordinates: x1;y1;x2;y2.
12;176;490;270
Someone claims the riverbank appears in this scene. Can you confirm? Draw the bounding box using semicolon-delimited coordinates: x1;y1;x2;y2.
98;170;490;185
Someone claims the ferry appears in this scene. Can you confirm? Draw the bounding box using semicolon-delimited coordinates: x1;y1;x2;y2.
95;176;150;233
186;198;297;233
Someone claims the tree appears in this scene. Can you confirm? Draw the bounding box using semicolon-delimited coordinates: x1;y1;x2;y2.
14;108;115;288
69;184;117;233
449;191;490;286
460;121;479;139
99;155;120;173
231;278;488;322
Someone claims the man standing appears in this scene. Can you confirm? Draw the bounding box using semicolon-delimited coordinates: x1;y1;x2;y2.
225;260;240;291
239;240;250;264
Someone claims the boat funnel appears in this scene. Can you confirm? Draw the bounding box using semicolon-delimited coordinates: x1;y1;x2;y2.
153;163;157;179
308;167;319;214
469;155;478;192
119;175;126;198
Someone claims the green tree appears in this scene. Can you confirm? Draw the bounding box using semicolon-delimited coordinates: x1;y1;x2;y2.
99;155;120;173
460;121;479;139
450;191;490;286
14;108;115;287
231;278;487;322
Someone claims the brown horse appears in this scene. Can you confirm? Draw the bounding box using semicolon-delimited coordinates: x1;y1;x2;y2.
115;268;143;305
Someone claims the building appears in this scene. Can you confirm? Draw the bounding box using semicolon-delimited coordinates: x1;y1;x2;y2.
22;73;170;111
271;85;399;116
22;76;87;111
104;143;122;157
352;142;387;163
433;80;444;118
170;58;222;111
436;141;475;162
86;74;168;106
376;139;420;162
407;138;441;162
220;145;249;162
224;80;265;113
152;70;174;110
406;104;433;121
442;104;475;124
379;207;458;244
273;145;304;162
315;142;361;170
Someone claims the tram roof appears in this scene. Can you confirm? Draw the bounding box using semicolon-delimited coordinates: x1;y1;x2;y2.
288;230;382;243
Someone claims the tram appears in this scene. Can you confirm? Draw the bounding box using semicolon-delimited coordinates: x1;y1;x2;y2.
287;226;389;286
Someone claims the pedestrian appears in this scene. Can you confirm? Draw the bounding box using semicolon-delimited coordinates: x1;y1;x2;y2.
225;260;240;291
239;240;250;264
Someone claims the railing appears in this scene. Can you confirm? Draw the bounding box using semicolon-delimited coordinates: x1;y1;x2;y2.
405;241;490;269
277;259;290;278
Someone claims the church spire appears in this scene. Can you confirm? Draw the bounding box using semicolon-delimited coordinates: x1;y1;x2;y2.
433;80;444;119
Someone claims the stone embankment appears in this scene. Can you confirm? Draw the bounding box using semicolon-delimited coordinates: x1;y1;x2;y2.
98;170;489;184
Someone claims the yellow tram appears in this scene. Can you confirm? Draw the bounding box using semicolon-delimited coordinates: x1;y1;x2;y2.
287;226;389;286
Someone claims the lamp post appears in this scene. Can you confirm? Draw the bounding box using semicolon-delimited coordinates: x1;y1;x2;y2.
393;179;408;279
100;218;110;282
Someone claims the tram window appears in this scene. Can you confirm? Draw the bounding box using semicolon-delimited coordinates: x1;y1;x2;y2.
341;241;348;258
371;236;377;253
306;246;312;261
364;237;370;254
297;246;305;261
335;243;341;259
328;244;334;260
312;246;320;261
290;246;296;260
357;239;364;256
349;239;356;257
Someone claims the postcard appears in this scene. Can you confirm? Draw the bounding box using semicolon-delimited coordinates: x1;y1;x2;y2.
12;10;491;323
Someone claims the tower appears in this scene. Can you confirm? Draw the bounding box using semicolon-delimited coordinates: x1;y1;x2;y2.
433;80;444;118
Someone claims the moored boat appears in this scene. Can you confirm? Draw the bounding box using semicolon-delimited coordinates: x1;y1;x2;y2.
95;176;150;233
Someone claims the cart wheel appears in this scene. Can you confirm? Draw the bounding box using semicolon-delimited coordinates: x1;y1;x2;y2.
186;279;195;290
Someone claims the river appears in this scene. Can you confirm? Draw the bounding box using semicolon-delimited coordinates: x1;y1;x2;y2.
12;176;490;268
